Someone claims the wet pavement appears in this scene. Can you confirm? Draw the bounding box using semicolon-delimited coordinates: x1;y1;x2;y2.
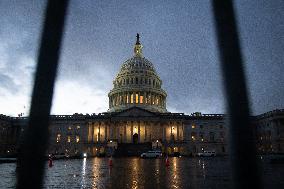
0;156;283;188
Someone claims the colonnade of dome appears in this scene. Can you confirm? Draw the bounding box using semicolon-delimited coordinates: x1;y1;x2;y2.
108;34;167;113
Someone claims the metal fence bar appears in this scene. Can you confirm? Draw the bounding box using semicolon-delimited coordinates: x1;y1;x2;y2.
16;1;69;188
212;1;262;189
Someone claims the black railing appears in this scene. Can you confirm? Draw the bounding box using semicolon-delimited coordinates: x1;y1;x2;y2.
16;1;69;188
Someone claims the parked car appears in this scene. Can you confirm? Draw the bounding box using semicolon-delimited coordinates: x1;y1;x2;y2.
197;151;216;157
141;150;162;158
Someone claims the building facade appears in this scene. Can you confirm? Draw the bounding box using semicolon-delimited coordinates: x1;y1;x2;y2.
0;35;283;157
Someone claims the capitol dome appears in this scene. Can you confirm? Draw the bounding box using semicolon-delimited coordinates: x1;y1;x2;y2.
108;34;167;113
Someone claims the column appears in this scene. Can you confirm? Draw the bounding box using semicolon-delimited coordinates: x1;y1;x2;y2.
138;121;141;143
123;92;127;105
162;123;166;141
143;92;146;104
116;122;119;141
131;121;133;143
177;122;180;141
93;122;96;142
98;122;101;142
105;123;107;141
124;123;127;142
144;122;147;141
110;122;113;140
128;92;130;104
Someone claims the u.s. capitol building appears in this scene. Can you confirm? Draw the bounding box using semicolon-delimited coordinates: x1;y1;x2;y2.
0;35;283;157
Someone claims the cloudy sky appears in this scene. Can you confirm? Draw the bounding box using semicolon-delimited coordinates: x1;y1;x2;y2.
0;0;283;117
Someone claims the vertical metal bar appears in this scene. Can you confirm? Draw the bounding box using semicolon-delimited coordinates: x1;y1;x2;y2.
212;1;262;189
16;1;69;188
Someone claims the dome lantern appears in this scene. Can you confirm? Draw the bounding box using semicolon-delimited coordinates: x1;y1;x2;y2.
134;33;143;57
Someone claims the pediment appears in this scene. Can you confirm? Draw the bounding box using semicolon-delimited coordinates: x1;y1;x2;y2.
113;107;158;117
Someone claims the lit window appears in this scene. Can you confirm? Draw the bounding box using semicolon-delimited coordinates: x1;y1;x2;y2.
136;94;138;103
56;134;61;143
76;136;80;143
67;136;71;143
191;132;196;141
192;125;195;129
140;96;143;104
68;126;71;130
131;94;133;103
127;95;129;103
77;125;80;129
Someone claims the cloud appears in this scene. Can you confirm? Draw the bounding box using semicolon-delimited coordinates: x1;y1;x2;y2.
51;80;109;114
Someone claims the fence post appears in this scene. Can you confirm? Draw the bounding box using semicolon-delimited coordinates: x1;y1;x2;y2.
212;1;262;188
16;1;69;188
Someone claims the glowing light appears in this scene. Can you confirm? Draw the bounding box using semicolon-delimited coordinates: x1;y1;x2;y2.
156;140;159;143
192;125;195;129
83;153;87;158
110;140;113;143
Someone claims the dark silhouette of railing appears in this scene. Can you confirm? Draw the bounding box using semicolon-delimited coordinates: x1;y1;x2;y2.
15;0;262;188
16;1;69;188
212;1;262;189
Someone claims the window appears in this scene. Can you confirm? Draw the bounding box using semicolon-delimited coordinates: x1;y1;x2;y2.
210;132;215;141
192;125;195;129
56;134;61;143
199;132;204;141
191;132;196;141
67;136;71;143
140;96;143;104
135;93;139;103
76;136;80;143
136;77;138;84
131;94;133;103
68;126;71;130
77;125;80;129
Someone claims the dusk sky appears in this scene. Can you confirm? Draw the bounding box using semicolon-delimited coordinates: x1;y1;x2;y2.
0;0;283;117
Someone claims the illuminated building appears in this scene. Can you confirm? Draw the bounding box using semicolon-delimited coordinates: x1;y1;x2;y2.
0;35;283;157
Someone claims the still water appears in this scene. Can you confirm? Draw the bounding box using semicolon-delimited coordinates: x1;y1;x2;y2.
0;157;283;188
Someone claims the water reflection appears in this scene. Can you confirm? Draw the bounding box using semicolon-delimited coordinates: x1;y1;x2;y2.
81;158;86;188
0;156;283;188
130;158;139;189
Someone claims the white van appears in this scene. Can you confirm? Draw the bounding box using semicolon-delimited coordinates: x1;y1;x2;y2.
141;150;162;158
197;150;216;157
